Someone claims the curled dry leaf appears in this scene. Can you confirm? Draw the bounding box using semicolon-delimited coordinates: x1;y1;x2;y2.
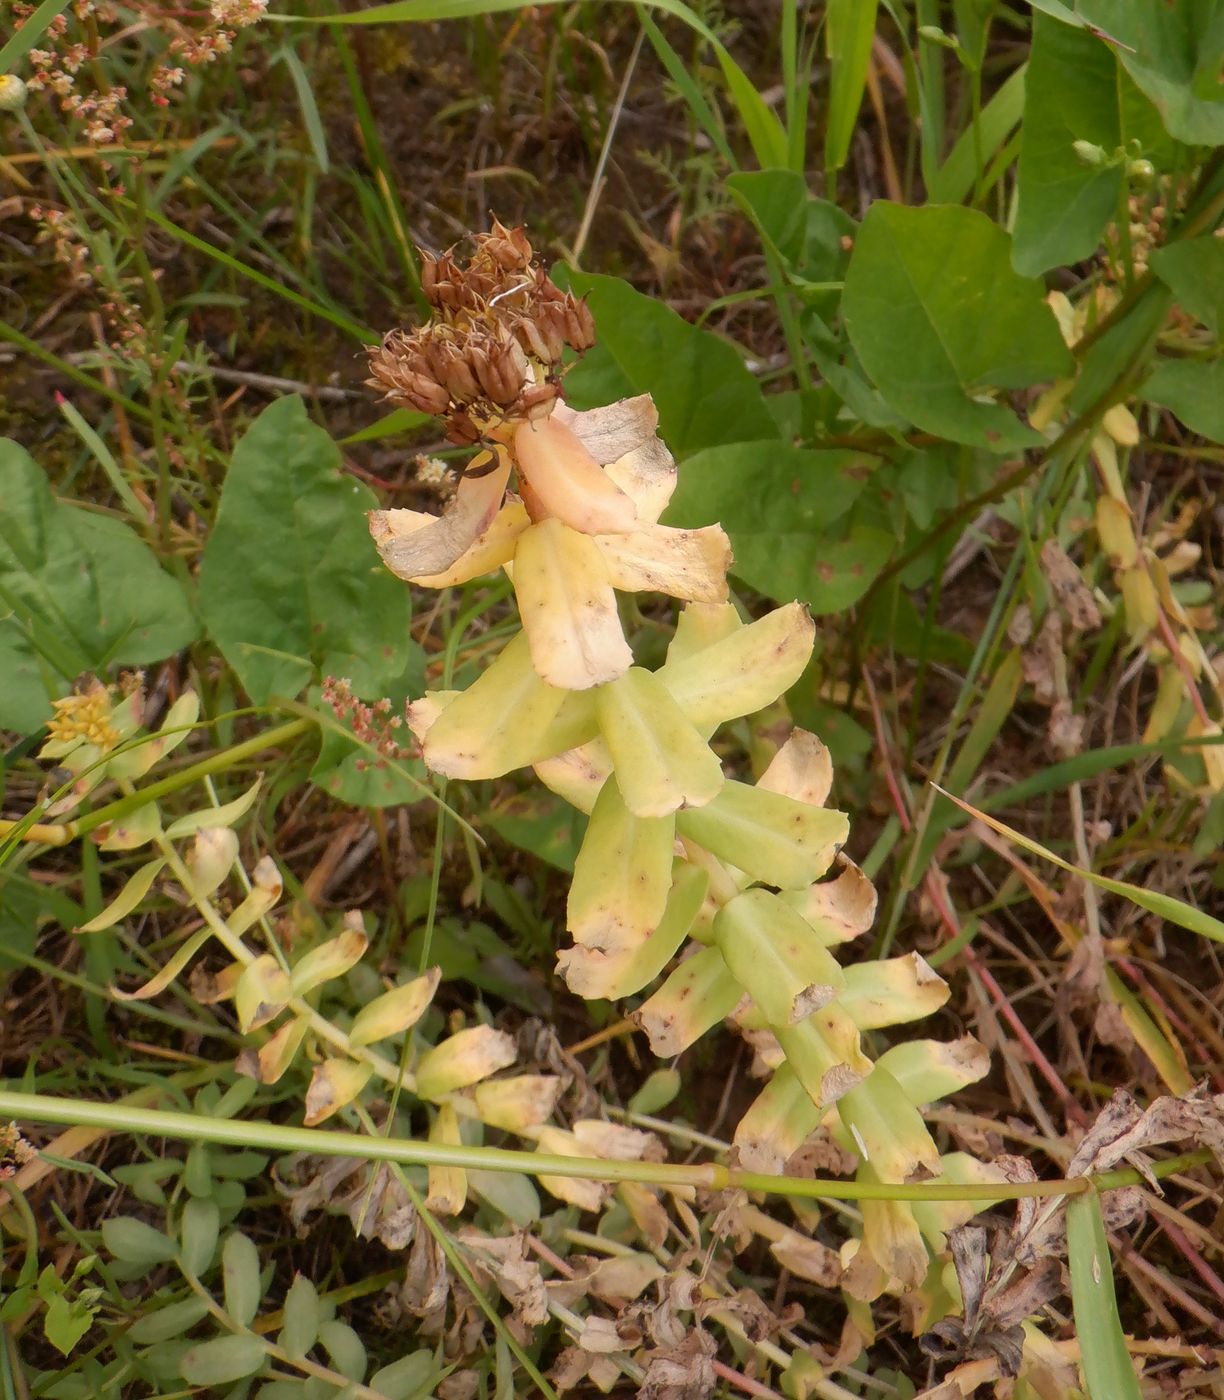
1040;538;1102;632
1067;1086;1224;1182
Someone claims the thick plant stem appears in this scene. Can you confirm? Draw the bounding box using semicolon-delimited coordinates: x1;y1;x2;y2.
0;1091;1208;1205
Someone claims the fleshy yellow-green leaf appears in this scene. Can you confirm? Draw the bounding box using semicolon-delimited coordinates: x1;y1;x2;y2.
595;667;724;817
1067;1190;1144;1400
235;954;292;1033
775;1009;871;1109
472;1074;563;1132
108;691;201;781
659;602;815;730
419;631;597;779
414;1025;517;1101
843;202;1073;450
77;859;165;933
732;1064;823;1174
185;827;238;898
835;1067;941;1182
567;776;676;956
838;953;949;1031
255;1014;310;1084
97;800;162;851
512;518;632;691
426;1103;467;1216
113;928;211;1003
349;967;440;1046
303;1057;374;1125
558;860;707;1001
714;889;846;1027
875;1036;991;1106
289;926;368;997
676;780;848;889
633;945;742;1057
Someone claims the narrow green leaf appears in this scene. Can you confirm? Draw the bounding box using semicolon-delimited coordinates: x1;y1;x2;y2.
179;1334;268;1385
929;64;1026;206
937;787;1224;945
824;0;879;174
277;44;330;173
1067;1191;1143;1400
76;859;165;934
222;1232;263;1328
178;1197;221;1277
164;777;263;839
55;396;144;519
129;1296;211;1344
101;1217;177;1267
278;1273;320;1359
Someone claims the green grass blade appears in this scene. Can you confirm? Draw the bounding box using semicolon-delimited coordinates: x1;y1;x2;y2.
0;0;72;72
927;63;1026;204
715;48;789;169
638;8;735;167
277;43;331;174
824;0;879;175
131;203;377;343
55;396;146;520
936;786;1224;947
1067;1191;1143;1400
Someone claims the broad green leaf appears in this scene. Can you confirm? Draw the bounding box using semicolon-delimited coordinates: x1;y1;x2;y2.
1013;14;1123;276
179;1334;268;1385
726;169;810;267
43;1294;94;1356
1150;237;1224;335
1076;0;1224;146
222;1232;263;1328
128;1296;211;1344
178;1197;220;1277
0;623;54;734
101;1217;177;1267
1067;1191;1143;1400
843;203;1074;450
560;271;779;456
1142;359;1224;444
665;443;886;610
198;396;412;705
0;439;197;729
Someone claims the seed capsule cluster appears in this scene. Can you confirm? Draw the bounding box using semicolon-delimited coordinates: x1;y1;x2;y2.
366;222;595;444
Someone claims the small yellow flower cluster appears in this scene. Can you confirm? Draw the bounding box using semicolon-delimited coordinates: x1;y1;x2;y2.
46;685;121;754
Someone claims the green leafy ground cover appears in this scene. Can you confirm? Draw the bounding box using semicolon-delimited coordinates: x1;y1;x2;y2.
1;3;1224;1397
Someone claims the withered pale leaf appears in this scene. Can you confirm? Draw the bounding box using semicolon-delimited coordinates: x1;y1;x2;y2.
781;855;877;944
369;447;511;580
757;728;833;808
559;395;676;525
595;524;730;603
513;519;632;690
